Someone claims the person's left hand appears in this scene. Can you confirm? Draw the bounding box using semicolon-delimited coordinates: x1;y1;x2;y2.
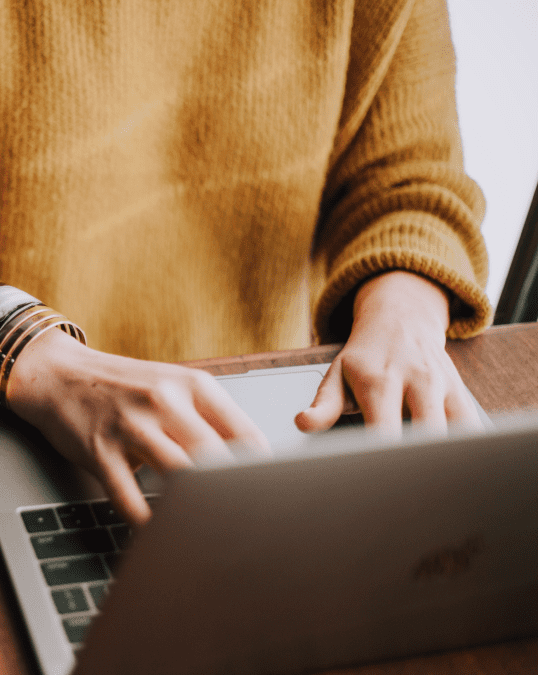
295;270;483;436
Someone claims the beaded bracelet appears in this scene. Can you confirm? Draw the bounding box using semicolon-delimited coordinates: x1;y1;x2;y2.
0;302;86;408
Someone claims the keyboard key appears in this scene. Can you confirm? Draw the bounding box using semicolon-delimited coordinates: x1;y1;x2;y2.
41;557;108;586
91;501;126;526
20;509;59;533
52;587;89;614
63;615;93;644
31;529;115;559
110;525;131;551
56;504;96;529
89;583;109;609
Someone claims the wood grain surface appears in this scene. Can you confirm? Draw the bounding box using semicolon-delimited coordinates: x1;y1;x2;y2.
1;324;537;675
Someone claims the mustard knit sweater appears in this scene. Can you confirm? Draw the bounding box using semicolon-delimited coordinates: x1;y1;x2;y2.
0;0;492;362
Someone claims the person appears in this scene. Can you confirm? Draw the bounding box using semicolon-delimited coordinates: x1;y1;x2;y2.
0;0;492;527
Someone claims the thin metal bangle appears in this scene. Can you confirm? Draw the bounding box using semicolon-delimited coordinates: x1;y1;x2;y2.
0;307;64;358
0;314;69;389
0;309;86;409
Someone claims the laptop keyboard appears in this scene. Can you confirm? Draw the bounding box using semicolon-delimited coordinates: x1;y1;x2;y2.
19;497;157;649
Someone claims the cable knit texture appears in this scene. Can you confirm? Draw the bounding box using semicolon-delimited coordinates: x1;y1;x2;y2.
0;0;492;361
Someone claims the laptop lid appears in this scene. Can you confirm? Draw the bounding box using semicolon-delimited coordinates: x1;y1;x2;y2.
75;414;538;675
0;362;493;675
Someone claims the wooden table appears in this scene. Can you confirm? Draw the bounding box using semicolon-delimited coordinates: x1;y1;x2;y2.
1;323;537;674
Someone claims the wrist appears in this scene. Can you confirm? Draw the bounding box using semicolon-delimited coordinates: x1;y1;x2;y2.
7;328;88;424
353;271;450;334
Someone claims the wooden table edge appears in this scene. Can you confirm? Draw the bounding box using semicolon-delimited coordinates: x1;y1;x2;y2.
181;322;537;378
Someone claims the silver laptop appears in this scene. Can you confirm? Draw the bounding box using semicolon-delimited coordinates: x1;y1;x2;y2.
0;362;329;675
0;363;535;675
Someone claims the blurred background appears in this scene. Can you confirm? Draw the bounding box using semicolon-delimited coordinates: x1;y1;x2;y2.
447;0;538;309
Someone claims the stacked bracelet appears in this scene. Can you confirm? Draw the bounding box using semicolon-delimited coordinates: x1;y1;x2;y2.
0;291;86;409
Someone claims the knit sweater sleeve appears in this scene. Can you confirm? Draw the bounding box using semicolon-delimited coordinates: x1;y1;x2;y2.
312;0;493;343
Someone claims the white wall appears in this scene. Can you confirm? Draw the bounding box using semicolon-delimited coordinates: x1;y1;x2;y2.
447;0;538;308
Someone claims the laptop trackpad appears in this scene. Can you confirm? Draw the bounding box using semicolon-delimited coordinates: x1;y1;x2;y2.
138;368;489;490
218;370;324;453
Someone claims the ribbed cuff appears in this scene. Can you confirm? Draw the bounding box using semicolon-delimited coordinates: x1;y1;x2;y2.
313;211;493;343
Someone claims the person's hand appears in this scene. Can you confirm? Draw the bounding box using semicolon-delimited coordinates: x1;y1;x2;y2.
7;329;270;526
296;271;483;435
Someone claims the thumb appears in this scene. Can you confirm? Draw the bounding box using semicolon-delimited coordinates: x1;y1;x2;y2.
295;360;354;433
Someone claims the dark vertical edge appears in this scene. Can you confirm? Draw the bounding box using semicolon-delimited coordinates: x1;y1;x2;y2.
494;180;538;324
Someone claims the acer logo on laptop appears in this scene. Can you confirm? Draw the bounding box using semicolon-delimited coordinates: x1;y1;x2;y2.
412;535;485;580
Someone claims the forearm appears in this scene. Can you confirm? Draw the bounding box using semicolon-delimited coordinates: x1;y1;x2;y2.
312;0;492;345
352;271;450;335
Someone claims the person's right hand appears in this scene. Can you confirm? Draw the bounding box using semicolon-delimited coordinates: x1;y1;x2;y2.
6;328;270;526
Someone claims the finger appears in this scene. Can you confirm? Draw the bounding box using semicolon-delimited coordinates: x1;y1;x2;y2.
445;386;484;429
295;360;353;433
96;449;152;527
356;379;403;437
157;399;239;465
405;382;448;433
191;376;272;457
125;422;195;473
441;357;484;429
